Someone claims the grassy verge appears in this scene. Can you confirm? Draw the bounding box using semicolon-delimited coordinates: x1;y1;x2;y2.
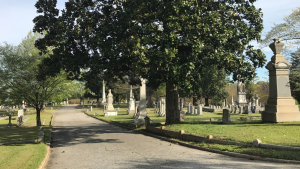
0;143;47;169
186;141;300;161
0;112;54;143
0;105;59;169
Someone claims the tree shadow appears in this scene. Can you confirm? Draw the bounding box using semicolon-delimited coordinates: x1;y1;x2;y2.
119;157;289;169
0;124;40;143
50;124;140;148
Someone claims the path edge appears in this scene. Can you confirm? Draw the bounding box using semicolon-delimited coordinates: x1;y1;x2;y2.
38;113;55;169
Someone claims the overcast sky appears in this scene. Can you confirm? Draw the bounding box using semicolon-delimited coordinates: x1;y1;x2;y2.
0;0;299;81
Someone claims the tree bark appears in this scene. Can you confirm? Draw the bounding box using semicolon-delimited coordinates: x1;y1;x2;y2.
205;98;209;106
36;104;42;126
193;94;198;106
165;81;180;125
147;87;154;108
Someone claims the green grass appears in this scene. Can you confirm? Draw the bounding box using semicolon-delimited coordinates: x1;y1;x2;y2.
0;105;61;143
83;103;300;148
169;140;300;161
0;105;59;169
0;143;47;169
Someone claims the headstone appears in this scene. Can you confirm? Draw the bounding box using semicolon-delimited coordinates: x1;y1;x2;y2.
233;106;237;114
186;103;190;114
102;80;106;103
231;95;234;105
103;105;108;117
222;100;225;107
144;116;151;131
90;106;93;112
191;106;194;114
117;107;119;111
7;115;12;129
103;89;117;117
243;104;252;114
18;109;24;117
222;109;231;124
134;78;148;122
197;105;203;115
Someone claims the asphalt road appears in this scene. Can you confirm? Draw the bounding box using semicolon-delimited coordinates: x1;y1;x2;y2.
47;105;300;169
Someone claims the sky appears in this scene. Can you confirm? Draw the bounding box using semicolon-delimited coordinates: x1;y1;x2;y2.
0;0;299;81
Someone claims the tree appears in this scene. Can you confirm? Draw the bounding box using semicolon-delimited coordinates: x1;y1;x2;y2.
179;65;229;106
0;32;70;126
256;81;269;104
82;71;104;103
260;7;300;55
33;0;266;124
290;49;300;102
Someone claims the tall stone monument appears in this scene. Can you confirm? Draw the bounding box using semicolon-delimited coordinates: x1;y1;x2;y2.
102;80;106;103
262;38;300;122
134;78;148;122
127;85;135;114
104;89;117;116
236;80;247;107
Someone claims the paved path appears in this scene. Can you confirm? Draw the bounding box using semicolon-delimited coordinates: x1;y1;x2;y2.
47;106;300;169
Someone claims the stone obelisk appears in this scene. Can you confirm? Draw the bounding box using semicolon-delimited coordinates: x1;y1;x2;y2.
262;38;300;122
127;85;135;114
102;80;106;103
134;78;147;122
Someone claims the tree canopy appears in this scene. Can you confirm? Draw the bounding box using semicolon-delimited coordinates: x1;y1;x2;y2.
0;32;72;126
33;0;266;124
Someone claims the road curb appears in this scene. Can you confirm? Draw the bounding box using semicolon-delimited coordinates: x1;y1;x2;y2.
38;113;55;169
83;111;300;164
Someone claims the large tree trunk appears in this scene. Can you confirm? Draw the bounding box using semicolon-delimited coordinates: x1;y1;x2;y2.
36;104;42;126
147;87;154;108
205;98;209;106
97;96;99;102
193;94;198;106
165;81;180;125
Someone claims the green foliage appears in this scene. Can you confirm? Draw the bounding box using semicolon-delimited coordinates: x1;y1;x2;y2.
0;32;71;126
33;0;266;124
290;49;300;103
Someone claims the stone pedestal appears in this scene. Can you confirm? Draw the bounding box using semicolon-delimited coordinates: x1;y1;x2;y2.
262;38;300;122
237;81;248;107
134;78;148;122
104;89;117;117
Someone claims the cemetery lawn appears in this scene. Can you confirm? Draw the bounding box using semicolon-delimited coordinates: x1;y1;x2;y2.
85;103;300;148
0;143;46;169
0;111;55;143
